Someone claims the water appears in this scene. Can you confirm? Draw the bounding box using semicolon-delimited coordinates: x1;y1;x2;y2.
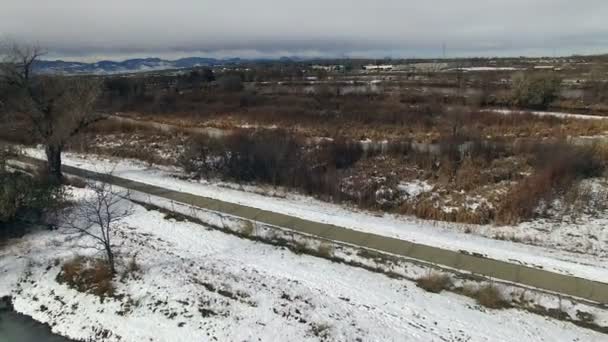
0;301;73;342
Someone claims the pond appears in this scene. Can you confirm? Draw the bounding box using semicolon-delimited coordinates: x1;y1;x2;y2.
0;298;74;342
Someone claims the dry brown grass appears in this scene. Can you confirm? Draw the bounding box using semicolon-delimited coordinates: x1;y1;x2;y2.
56;256;115;299
400;200;494;225
240;221;255;237
472;285;510;309
497;143;605;224
316;242;334;258
416;273;453;293
103;86;608;141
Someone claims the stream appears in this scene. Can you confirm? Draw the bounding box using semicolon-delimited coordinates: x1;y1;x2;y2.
0;298;74;342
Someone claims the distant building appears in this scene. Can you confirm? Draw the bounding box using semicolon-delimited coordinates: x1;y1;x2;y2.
312;65;344;71
363;65;394;71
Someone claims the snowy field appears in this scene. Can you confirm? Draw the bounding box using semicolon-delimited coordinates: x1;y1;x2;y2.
1;187;606;342
19;148;608;284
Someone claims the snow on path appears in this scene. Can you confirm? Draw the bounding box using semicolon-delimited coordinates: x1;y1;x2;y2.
22;148;608;283
1;189;605;341
484;108;608;120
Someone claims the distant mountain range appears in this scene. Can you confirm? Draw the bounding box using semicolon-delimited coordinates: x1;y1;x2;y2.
33;57;246;75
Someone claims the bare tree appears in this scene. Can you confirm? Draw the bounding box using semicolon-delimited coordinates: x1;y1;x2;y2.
62;180;133;274
0;41;103;182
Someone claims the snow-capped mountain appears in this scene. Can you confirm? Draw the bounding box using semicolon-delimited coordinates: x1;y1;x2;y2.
33;57;230;75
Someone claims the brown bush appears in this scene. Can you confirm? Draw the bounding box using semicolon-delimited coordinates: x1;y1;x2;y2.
416;273;453;293
179;129;364;203
316;243;334;258
56;256;115;299
84;118;158;135
497;143;605;224
473;285;510;309
401;200;493;225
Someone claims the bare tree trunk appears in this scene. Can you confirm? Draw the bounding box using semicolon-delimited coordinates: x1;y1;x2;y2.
45;144;63;182
105;245;116;275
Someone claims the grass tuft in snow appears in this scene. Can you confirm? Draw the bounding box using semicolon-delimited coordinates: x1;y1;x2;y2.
416;273;453;293
56;256;115;300
468;284;511;310
316;242;334;259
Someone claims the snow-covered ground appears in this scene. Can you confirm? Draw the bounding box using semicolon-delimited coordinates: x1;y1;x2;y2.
20;148;608;284
485;108;608;120
1;187;606;342
454;67;521;72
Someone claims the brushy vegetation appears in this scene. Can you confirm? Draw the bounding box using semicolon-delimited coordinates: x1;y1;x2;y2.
56;256;115;299
0;150;65;232
2;66;605;227
316;243;335;259
470;284;510;309
179;129;364;202
497;143;607;224
416;273;453;293
510;72;562;110
177;126;608;225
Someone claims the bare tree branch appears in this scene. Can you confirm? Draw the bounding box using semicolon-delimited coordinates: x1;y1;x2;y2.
60;177;133;274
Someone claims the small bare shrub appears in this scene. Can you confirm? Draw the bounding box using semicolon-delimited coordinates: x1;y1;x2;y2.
56;256;114;298
240;221;255;237
316;242;334;258
416;273;453;293
474;285;509;309
291;240;309;255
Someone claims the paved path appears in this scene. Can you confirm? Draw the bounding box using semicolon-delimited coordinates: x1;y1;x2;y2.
16;156;608;304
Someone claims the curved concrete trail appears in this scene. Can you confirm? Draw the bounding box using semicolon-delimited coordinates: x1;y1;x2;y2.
16;156;608;304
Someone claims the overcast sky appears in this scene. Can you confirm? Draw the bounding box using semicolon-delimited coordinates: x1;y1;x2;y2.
2;0;608;61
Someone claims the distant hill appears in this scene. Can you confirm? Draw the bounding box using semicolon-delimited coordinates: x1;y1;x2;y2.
33;57;227;75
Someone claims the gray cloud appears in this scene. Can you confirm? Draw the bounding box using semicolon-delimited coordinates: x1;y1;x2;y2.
1;0;607;60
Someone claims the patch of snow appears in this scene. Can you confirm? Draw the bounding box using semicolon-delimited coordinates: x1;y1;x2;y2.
456;67;520;72
398;180;433;198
